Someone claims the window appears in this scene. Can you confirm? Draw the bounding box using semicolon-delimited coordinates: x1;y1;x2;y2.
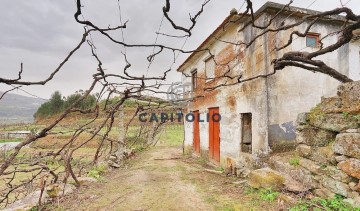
306;33;320;48
205;57;215;81
191;70;197;90
241;113;252;154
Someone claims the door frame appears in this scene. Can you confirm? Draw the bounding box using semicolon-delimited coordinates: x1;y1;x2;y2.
208;107;220;163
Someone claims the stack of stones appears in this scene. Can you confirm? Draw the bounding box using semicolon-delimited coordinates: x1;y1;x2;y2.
295;81;360;206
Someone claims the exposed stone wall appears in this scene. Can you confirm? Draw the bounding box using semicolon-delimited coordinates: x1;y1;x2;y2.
294;81;360;204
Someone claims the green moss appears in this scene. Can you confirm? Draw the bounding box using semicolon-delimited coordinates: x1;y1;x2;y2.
308;104;325;123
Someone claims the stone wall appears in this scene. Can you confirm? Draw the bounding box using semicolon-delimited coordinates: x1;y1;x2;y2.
294;81;360;205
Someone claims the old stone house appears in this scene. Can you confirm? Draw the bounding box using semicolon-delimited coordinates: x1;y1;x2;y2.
177;2;360;165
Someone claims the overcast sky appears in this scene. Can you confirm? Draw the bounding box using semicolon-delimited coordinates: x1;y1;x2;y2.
0;0;359;99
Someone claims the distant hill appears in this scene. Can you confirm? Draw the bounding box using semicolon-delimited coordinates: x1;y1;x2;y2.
0;91;46;124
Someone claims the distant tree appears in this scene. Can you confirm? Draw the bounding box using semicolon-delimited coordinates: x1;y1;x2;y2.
34;91;64;118
34;91;97;119
64;91;96;110
33;102;51;118
49;91;64;114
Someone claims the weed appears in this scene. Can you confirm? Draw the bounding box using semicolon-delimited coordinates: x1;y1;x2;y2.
244;186;257;195
290;195;359;211
353;114;360;121
289;202;309;211
134;145;146;152
215;167;224;172
343;112;350;118
197;157;208;166
320;163;327;169
87;164;107;179
29;206;38;211
308;104;325;122
289;157;300;166
258;188;280;202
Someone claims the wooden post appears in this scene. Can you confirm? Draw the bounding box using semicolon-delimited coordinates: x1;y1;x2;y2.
114;93;126;159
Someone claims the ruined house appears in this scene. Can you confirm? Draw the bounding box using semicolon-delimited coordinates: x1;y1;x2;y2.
177;2;360;165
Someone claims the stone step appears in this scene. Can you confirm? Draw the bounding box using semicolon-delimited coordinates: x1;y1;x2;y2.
269;155;317;190
246;167;311;193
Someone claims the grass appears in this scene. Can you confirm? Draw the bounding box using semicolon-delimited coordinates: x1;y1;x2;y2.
0;138;22;143
290;195;360;211
87;164;108;179
289;157;300;166
157;125;184;147
343;112;350;118
354;114;360;121
214;167;225;172
258;188;280;202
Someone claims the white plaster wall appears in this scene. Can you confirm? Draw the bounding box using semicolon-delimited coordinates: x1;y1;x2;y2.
199;112;209;150
181;12;360;161
184;120;193;146
267;18;356;144
349;43;360;81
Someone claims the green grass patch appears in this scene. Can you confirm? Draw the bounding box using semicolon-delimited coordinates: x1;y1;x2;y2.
214;167;225;172
258;188;280;202
0;138;22;143
87;164;108;179
290;195;359;211
289;157;300;166
158;125;184;147
343;112;350;119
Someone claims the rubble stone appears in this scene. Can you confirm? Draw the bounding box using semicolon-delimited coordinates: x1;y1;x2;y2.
333;133;360;159
299;158;322;174
323;166;351;183
296;125;336;147
335;155;348;163
337;158;360;179
314;188;336;199
308;113;358;132
247;168;285;191
270;156;316;189
318;175;351;197
300;146;336;165
296;112;309;126
296;144;312;157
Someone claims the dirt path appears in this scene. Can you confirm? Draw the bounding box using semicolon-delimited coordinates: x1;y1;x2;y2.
60;146;278;211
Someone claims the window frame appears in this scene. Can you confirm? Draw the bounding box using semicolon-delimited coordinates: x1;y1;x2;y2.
191;69;197;90
306;33;320;48
204;56;215;82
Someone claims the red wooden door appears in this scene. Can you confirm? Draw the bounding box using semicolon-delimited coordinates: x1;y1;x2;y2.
193;111;200;154
209;107;220;162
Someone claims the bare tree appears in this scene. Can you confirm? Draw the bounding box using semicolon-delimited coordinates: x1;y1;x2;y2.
0;0;359;209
